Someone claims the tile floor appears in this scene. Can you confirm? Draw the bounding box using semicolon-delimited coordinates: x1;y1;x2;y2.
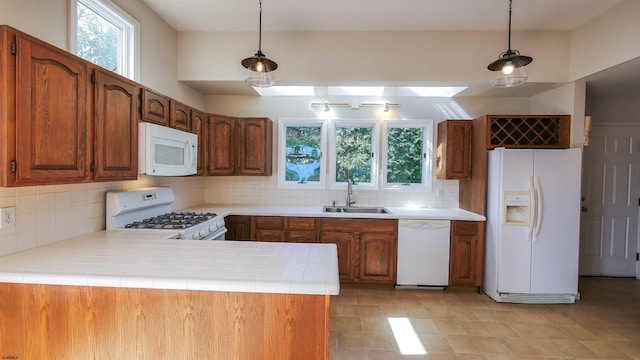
329;277;640;359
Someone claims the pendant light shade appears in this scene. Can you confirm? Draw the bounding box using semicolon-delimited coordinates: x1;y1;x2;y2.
242;0;277;87
487;0;532;87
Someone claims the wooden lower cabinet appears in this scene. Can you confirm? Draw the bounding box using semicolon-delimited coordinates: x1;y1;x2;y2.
250;216;318;243
319;218;397;284
449;220;485;290
225;215;252;240
0;283;330;360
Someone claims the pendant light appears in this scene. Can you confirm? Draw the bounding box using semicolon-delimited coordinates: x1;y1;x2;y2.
487;0;532;87
241;0;278;87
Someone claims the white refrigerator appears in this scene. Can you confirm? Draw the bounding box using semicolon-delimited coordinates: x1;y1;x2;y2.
484;148;582;304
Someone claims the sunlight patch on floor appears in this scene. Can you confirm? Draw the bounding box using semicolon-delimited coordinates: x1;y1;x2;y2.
387;317;427;355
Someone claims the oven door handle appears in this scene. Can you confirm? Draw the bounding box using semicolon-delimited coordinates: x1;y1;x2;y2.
202;227;227;240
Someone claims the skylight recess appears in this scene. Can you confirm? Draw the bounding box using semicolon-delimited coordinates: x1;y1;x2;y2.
253;86;315;96
397;86;467;97
328;86;385;96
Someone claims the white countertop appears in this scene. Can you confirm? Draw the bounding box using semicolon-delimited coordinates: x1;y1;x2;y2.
184;204;486;221
0;231;340;296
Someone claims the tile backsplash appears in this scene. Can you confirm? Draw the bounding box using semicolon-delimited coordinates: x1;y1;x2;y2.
203;176;459;208
0;175;205;256
1;174;458;256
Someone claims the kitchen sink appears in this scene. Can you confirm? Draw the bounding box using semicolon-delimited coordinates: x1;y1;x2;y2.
322;206;391;214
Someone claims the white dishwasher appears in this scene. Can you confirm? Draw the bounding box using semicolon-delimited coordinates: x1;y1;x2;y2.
396;219;451;288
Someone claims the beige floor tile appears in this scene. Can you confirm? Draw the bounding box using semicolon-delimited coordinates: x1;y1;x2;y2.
365;331;398;350
337;330;365;349
445;334;483;354
329;278;640;360
472;336;511;355
580;340;634;359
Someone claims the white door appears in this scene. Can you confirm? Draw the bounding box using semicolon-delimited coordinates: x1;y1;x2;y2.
530;149;582;294
580;125;640;277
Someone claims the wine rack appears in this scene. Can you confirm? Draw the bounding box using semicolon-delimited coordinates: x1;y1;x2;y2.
484;115;570;149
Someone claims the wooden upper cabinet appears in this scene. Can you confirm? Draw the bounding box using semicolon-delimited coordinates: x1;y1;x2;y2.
93;68;139;181
141;88;170;126
206;115;237;175
170;101;191;132
437;120;472;180
237;117;273;176
13;32;91;185
480;115;571;149
191;109;206;175
205;116;272;176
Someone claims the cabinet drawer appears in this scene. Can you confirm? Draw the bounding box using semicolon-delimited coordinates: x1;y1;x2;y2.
452;221;479;236
319;218;396;232
287;217;317;230
253;216;284;230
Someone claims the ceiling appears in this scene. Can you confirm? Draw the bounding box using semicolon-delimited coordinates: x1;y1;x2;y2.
140;0;639;98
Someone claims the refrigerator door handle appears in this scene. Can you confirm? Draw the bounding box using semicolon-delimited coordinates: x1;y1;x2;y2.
533;176;543;241
528;176;536;242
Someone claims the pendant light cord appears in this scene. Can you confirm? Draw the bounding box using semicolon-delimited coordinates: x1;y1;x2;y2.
507;0;512;51
258;0;263;54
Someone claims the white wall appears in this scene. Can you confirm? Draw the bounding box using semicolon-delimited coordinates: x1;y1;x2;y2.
179;30;571;84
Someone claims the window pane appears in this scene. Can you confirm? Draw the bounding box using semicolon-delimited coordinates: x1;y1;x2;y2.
387;127;423;184
285;126;322;182
77;2;119;72
335;127;372;183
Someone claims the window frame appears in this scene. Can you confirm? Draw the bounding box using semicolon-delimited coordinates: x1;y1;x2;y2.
328;119;380;191
381;119;434;191
277;118;328;190
68;0;140;81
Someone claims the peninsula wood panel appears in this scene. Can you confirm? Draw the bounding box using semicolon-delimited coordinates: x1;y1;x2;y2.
0;283;330;360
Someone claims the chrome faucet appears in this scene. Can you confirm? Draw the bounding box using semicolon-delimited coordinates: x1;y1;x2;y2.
346;179;356;207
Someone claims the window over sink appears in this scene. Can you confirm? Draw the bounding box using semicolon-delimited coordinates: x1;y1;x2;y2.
277;118;433;191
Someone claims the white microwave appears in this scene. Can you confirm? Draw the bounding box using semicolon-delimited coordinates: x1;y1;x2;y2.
138;122;197;176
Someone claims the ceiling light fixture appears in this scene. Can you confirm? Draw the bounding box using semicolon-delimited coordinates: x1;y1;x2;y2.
241;0;278;87
383;102;390;112
323;101;330;112
487;0;532;88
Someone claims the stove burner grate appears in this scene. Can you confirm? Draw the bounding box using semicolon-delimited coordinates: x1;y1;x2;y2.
124;212;218;230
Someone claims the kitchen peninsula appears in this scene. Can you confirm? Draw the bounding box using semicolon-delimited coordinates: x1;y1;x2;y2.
0;231;339;359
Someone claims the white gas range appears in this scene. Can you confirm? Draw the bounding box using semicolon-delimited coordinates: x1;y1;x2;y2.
106;187;227;240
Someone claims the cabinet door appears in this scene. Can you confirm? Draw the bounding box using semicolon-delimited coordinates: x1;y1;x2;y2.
436;120;472;180
14;34;90;185
449;221;485;288
237;118;272;176
225;215;252;240
93;69;139;180
207;115;236;175
191;110;206;175
319;231;356;281
358;232;397;283
170;101;191;132
141;88;170;126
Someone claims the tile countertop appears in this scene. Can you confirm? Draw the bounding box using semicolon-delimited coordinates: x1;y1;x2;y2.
0;231;340;296
184;204;486;221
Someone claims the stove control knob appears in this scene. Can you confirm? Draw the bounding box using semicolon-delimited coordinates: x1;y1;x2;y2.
209;225;216;232
199;229;207;237
192;233;200;240
217;220;225;228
